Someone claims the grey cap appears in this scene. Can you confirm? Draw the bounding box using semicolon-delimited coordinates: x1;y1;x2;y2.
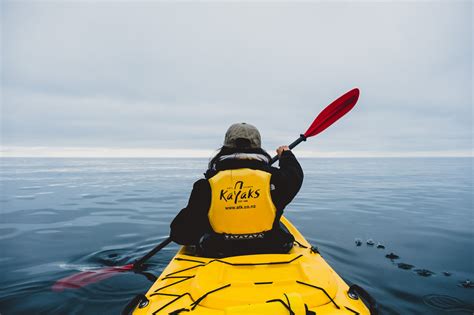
224;122;261;149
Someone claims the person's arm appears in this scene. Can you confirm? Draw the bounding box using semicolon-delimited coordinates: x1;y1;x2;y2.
170;179;211;245
271;147;304;212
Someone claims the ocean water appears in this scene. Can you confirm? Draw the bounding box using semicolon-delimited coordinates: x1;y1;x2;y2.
0;157;472;314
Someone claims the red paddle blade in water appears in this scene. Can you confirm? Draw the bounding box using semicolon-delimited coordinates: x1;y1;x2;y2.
304;88;360;138
52;263;134;292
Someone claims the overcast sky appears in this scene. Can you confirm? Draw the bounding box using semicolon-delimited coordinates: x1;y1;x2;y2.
1;1;472;157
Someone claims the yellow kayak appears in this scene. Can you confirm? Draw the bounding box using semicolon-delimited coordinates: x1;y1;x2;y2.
126;217;377;315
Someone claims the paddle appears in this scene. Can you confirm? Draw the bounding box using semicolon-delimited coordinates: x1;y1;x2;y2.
52;87;360;292
52;238;172;292
269;87;360;164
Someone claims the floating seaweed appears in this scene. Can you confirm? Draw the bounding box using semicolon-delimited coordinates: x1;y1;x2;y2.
414;269;435;277
459;279;473;288
385;252;400;260
397;263;414;270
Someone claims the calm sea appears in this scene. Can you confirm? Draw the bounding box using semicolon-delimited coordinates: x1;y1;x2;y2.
0;157;472;314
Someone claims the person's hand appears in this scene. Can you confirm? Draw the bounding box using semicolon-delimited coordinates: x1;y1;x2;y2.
276;146;290;157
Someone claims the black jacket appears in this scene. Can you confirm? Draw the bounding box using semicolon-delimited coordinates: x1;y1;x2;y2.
170;150;304;246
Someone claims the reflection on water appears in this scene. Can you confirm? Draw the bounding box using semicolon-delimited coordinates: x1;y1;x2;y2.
0;158;472;314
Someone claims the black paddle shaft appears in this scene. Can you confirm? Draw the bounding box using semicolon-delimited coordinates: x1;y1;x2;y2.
269;134;307;165
133;237;172;270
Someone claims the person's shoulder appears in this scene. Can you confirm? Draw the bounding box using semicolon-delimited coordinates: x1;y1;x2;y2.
193;178;210;189
270;151;302;175
267;165;280;175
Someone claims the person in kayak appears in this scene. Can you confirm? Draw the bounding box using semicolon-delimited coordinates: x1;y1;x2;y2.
170;122;303;257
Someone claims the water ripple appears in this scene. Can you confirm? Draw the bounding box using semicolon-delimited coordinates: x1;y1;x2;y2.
1;157;472;315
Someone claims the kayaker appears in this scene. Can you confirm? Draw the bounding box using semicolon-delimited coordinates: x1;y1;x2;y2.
170;122;304;257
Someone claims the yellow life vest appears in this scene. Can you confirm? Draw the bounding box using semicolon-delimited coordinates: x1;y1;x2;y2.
208;168;277;236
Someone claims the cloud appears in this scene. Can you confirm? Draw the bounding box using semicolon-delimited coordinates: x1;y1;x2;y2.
1;1;472;156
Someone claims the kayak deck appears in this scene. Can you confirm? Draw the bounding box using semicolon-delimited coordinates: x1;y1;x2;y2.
130;217;374;315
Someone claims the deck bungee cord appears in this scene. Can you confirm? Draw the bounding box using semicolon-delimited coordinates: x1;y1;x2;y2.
125;217;377;315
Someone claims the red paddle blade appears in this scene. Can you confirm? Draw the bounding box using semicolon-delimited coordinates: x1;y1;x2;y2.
304;88;360;138
52;263;134;292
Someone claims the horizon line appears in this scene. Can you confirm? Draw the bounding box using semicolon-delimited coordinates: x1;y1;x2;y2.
0;146;472;158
